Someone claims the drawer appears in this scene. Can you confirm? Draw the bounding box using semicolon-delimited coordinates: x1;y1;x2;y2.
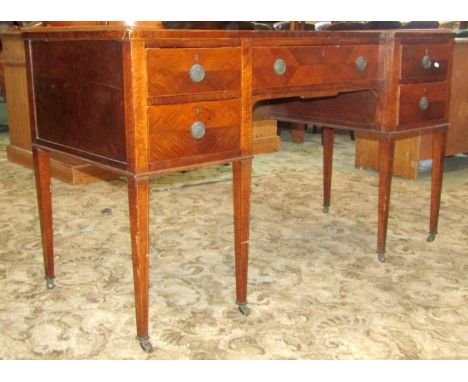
398;82;448;127
146;47;241;99
148;99;241;167
252;45;379;90
400;43;451;82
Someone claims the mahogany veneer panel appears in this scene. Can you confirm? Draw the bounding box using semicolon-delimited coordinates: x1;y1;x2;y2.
400;43;451;83
30;40;127;165
146;47;241;101
252;45;379;90
398;82;448;127
148;99;241;168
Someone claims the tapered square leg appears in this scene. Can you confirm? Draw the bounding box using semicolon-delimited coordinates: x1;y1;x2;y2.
232;159;252;316
127;176;152;352
427;128;448;242
322;127;335;213
376;137;395;262
32;146;55;289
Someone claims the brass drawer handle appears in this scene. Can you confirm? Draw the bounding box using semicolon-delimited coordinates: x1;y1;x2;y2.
421;55;432;69
191;121;206;139
355;56;367;71
189;63;205;83
419;96;429;110
273;58;287;75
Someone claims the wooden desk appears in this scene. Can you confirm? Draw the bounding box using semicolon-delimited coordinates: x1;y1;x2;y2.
23;27;454;352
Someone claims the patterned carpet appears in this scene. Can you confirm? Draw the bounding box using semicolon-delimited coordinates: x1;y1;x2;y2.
0;130;467;360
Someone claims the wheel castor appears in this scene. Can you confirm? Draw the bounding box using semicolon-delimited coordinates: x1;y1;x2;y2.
237;303;250;317
137;336;154;353
45;277;55;289
323;205;330;213
427;232;437;242
377;251;386;263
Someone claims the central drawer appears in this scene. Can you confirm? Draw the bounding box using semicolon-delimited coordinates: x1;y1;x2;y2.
146;47;241;99
252;45;379;90
148;99;241;169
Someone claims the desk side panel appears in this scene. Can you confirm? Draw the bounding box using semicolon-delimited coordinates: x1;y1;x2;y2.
28;39;127;168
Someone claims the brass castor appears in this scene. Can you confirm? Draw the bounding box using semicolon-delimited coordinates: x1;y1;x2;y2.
323;205;330;213
45;277;55;289
137;336;154;353
427;232;437;242
377;251;386;263
237;303;250;317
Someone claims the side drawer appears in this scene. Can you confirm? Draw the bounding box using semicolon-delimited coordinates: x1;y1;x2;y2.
400;43;451;82
146;47;241;99
398;82;448;127
252;45;379;90
148;99;241;168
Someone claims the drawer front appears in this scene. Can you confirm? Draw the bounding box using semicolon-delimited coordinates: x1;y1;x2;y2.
252;45;379;90
400;43;451;82
148;99;241;166
398;82;448;127
146;47;241;99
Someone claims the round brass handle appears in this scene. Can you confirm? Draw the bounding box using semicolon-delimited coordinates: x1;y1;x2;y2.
421;55;432;69
419;96;429;110
191;121;206;139
273;58;287;76
355;56;367;71
189;63;205;83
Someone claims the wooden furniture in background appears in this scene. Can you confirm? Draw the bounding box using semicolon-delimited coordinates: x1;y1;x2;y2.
1;28;117;184
252;119;280;154
355;37;468;179
23;26;453;352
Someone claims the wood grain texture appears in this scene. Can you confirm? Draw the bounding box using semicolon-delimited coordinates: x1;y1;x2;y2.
127;176;150;339
1;30;117;185
398;82;448;127
377;137;395;256
146;47;241;101
269;90;379;130
32;146;54;280
2;31;32;149
400;43;451;83
354;135;421;180
252;45;380;90
123;40;149;173
147;100;241;169
233;159;252;305
29;39;127;166
252;120;280;154
429;127;448;236
446;40;468;155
